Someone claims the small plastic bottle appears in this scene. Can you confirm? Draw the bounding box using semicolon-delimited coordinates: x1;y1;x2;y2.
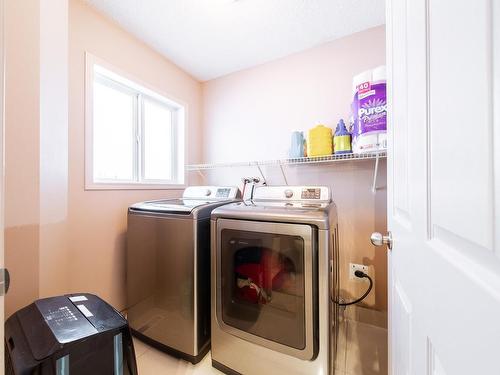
289;131;304;158
333;119;352;154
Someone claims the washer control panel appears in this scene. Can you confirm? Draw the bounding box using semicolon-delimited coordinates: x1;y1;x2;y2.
183;186;240;200
216;188;232;198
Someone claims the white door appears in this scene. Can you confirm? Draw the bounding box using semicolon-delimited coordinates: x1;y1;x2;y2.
384;0;500;374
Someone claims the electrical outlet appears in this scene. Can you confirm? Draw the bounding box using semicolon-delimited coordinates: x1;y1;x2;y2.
349;263;369;281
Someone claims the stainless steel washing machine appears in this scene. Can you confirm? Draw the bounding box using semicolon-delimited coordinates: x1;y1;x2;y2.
210;186;339;375
126;186;240;364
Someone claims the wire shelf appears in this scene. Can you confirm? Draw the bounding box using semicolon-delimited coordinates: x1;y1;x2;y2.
185;151;386;171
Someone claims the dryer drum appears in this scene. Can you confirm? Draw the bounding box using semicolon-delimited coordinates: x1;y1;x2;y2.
234;247;297;305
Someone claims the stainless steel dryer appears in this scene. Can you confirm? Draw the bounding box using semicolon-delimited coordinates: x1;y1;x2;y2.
126;186;240;364
210;186;339;375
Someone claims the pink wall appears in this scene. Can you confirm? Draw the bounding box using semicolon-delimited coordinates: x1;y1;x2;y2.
39;0;70;303
5;0;41;317
5;2;385;318
201;26;388;311
67;0;202;311
5;0;202;317
6;0;70;317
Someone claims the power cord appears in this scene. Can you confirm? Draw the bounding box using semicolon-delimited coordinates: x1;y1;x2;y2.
335;270;373;306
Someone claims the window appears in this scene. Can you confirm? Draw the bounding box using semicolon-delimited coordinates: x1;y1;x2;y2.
85;53;185;189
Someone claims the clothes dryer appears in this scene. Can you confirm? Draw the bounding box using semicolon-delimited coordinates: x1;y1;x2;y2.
210;186;339;375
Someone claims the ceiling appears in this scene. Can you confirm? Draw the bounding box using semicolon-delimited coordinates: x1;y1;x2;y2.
85;0;385;81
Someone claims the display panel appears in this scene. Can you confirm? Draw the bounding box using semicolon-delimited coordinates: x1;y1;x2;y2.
216;188;231;198
301;188;321;199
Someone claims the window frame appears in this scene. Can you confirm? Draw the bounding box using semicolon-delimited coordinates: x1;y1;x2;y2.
85;53;187;190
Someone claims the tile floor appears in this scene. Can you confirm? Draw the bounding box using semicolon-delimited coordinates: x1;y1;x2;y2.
134;318;387;375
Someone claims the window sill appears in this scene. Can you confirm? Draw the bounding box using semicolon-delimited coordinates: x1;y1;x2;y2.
85;182;186;191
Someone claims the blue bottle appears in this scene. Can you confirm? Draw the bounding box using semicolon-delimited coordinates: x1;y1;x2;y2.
334;119;352;154
289;131;304;158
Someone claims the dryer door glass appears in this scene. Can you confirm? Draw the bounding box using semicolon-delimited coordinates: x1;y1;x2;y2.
219;227;311;351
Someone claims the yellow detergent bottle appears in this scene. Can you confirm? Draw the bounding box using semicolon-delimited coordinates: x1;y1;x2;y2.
307;124;333;157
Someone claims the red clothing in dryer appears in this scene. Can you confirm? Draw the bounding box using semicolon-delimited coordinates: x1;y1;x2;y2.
235;249;286;304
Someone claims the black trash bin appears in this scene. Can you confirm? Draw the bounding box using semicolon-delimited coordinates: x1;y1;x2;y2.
5;293;138;375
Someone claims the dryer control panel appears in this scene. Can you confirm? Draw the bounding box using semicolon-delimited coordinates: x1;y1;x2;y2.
253;186;330;202
301;188;321;200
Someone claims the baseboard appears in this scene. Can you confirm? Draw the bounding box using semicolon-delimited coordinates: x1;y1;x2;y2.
212;360;242;375
131;329;210;365
342;305;387;329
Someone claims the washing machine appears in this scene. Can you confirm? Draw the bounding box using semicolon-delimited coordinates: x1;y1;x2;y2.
126;186;240;364
210;185;339;375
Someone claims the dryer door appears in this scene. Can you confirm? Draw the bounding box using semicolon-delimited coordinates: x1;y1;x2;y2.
215;219;317;360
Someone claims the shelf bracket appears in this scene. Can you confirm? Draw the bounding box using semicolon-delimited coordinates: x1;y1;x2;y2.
279;162;289;186
197;169;206;181
371;153;380;193
256;164;268;185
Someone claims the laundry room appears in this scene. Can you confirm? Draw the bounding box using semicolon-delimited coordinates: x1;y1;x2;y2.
2;1;498;375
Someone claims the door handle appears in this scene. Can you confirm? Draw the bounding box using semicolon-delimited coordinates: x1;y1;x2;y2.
371;232;393;250
0;268;10;296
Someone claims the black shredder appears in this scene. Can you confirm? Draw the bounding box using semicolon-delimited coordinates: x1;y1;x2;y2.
5;293;138;375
